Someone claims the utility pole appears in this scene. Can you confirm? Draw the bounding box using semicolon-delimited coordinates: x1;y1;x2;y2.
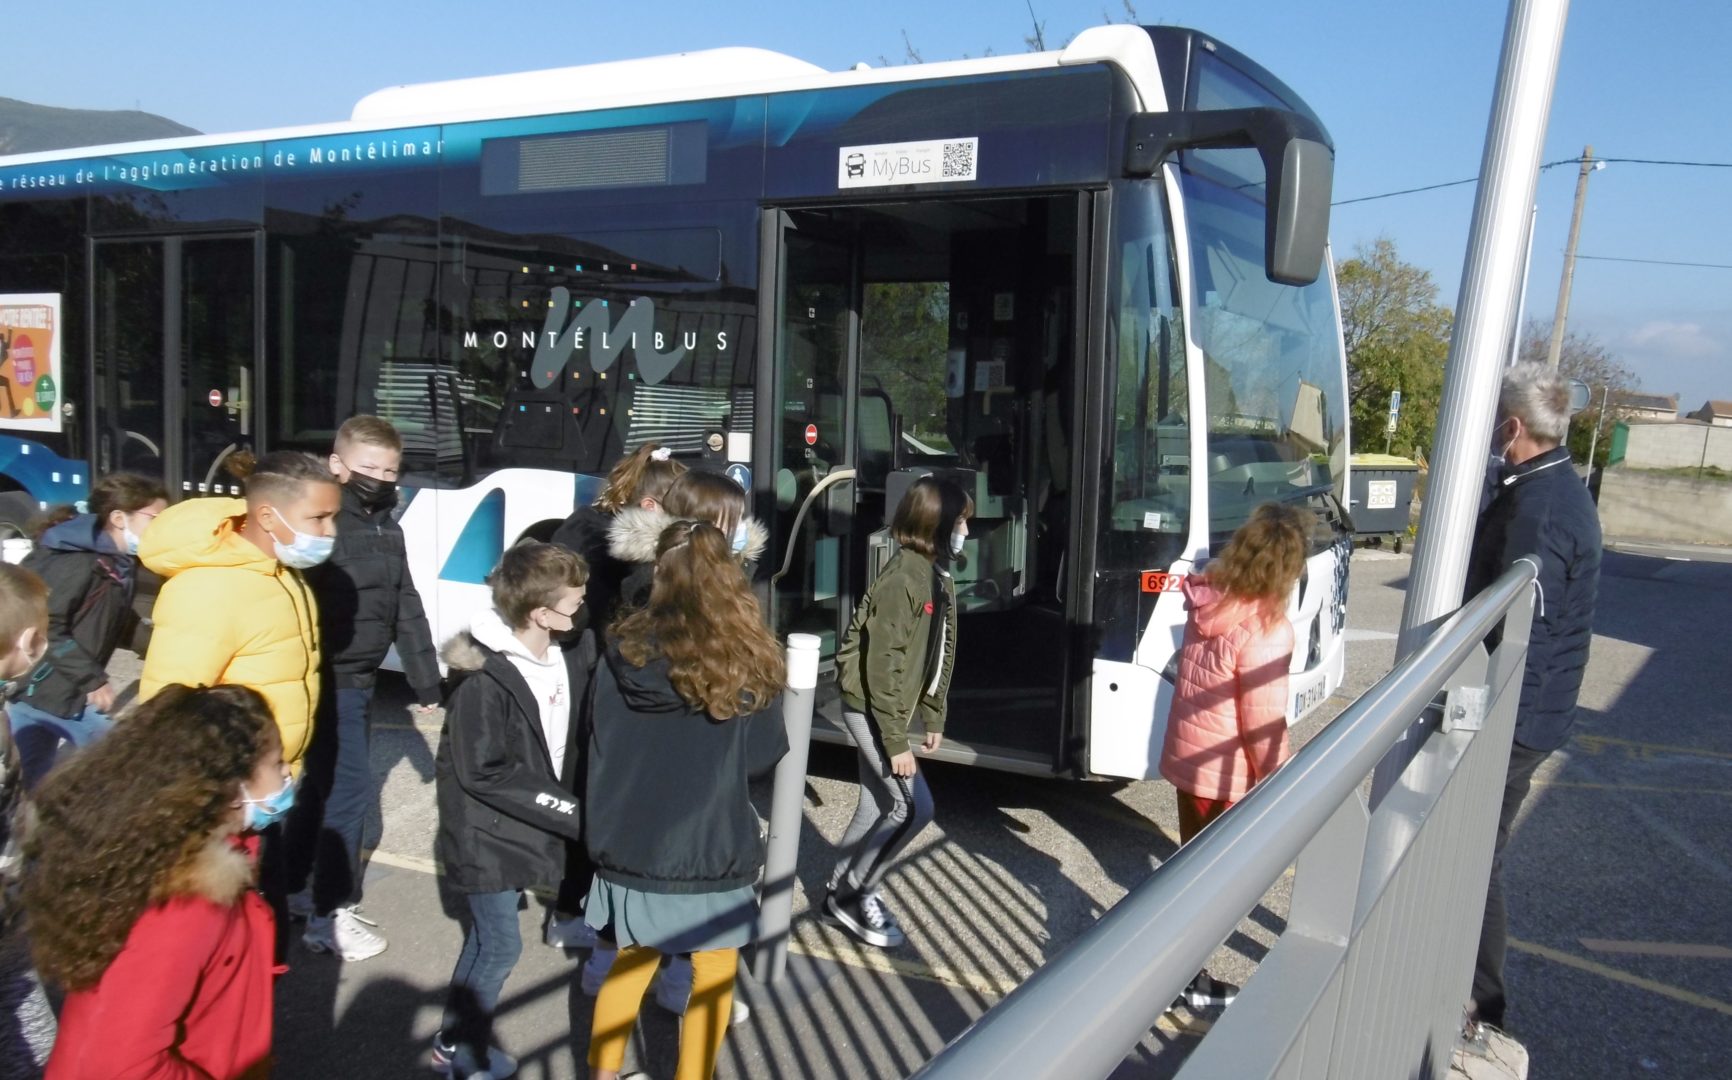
1545;145;1597;367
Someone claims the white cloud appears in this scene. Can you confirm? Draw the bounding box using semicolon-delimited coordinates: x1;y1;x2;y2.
1624;320;1722;360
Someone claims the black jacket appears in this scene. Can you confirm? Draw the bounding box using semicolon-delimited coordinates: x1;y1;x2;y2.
434;629;594;894
1465;446;1602;752
304;485;441;704
18;516;137;718
551;504;628;639
585;644;787;894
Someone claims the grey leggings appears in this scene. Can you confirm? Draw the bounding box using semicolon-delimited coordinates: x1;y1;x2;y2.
828;709;935;897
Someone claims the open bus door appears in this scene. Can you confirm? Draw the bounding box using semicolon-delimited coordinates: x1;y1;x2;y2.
760;194;1098;776
92;234;262;499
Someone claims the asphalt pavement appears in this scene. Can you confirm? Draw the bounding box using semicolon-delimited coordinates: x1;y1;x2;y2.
96;544;1730;1079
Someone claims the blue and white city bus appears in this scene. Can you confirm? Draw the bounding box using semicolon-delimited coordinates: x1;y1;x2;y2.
0;25;1350;779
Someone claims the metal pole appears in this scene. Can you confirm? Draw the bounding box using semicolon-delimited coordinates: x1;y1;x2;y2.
1585;382;1609;482
750;632;820;985
1545;145;1595;368
1510;203;1539;366
1380;0;1571;799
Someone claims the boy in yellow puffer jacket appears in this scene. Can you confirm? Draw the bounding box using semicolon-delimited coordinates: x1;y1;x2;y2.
139;451;341;766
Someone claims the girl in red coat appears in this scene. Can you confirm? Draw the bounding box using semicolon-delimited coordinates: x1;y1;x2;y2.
1159;501;1308;1010
25;684;289;1079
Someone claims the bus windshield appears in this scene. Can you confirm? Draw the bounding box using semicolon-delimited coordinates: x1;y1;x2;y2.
1181;155;1346;544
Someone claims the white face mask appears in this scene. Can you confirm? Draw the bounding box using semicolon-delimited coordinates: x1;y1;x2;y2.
732;519;750;555
950;530;967;556
264;509;335;569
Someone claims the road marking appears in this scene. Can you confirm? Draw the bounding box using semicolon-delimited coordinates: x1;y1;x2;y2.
1571;734;1732;762
1509;939;1732;1018
1344;629;1398;642
1532;780;1732;797
376;720;443;735
364;848;441;876
1579;939;1732;960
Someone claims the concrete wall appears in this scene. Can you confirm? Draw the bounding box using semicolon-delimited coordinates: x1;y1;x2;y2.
1598;468;1732;545
1621;422;1732;471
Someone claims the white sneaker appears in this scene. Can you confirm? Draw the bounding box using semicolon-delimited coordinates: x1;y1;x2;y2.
303;906;387;962
544;912;597;950
580;944;617;995
430;1037;517;1078
653;954;695;1014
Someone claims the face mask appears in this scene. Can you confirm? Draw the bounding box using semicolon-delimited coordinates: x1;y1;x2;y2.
950;530;967;556
240;774;297;831
732;520;750;555
264;509;335;569
345;470;397;512
121;523;142;555
1494;420;1519;466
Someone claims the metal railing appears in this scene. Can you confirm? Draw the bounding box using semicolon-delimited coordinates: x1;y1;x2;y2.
913;560;1538;1080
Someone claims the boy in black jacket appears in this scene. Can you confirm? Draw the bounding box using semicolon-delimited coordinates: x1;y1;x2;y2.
432;542;589;1080
294;416;443;962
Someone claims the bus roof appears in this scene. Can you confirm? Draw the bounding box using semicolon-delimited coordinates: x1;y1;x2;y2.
0;26;1168;169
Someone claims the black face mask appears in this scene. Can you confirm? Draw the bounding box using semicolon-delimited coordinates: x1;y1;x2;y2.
346;471;397;512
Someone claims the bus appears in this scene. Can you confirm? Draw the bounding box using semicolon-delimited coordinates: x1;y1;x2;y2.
0;24;1351;780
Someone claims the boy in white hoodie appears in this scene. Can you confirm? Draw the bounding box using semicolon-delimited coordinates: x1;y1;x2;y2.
431;542;588;1080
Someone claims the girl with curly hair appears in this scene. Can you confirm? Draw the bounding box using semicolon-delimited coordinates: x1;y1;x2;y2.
584;520;787;1080
1160;500;1309;1010
24;684;290;1080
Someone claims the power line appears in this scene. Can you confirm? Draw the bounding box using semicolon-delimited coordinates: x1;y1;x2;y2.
1331;155;1729;207
1575;253;1732;270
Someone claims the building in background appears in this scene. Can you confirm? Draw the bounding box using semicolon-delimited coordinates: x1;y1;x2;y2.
1608;390;1677;422
1685;400;1732;427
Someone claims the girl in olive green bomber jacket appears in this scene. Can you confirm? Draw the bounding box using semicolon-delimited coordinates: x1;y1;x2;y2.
823;476;971;949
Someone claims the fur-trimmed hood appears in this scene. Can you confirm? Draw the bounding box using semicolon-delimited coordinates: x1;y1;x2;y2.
440;631;489;673
608;505;768;566
158;835;257;906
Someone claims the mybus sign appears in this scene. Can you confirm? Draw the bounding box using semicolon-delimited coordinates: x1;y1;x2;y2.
461;287;731;387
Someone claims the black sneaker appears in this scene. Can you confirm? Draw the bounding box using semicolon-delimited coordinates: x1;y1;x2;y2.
822;890;906;948
1171;972;1238;1010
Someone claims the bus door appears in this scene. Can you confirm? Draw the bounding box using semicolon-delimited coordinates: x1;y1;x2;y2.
93;234;262;498
763;195;1093;774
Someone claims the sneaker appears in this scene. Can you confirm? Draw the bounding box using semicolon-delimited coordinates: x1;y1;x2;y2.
430;1037;518;1079
822;890;906;949
580;944;617;996
653;954;695;1014
286;889;315;921
544;912;597;950
1171;972;1238;1010
302;906;387;962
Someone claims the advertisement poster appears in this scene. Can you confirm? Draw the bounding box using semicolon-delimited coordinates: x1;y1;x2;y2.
0;294;62;433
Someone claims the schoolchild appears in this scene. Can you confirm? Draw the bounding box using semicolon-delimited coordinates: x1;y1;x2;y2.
431;542;589;1080
552;441;686;638
1159;501;1306;1009
26;684;289;1080
585;520;787;1080
544;442;685;951
590;467;767;1014
11;472;166;787
138;450;339;766
608;468;767;610
0;564;55;1076
292;416;442;962
823;476;970;948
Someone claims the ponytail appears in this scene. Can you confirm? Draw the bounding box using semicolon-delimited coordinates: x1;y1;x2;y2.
595;443;686;514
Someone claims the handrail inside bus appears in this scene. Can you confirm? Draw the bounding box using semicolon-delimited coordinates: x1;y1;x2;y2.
769;468;855;586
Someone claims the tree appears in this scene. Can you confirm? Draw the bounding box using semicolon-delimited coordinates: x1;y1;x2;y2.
1515;321;1636;468
1336;238;1452;457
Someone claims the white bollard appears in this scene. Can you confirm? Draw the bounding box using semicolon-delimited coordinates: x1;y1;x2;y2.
750;633;820;985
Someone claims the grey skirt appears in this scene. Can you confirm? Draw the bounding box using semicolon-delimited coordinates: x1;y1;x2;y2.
584;878;758;954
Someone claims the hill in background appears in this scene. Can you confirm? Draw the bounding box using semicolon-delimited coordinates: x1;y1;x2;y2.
0;97;199;155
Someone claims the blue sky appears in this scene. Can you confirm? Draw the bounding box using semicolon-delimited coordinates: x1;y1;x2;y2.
11;0;1729;409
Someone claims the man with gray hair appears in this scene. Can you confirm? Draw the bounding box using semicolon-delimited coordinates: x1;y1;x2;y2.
1462;361;1602;1039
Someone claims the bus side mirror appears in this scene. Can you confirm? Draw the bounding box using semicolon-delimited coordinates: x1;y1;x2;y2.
1124;107;1334;287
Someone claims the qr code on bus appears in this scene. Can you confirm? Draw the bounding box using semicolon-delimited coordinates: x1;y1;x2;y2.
941;139;977;180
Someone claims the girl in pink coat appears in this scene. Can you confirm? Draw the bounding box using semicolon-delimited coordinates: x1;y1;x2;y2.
1160;502;1309;1009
